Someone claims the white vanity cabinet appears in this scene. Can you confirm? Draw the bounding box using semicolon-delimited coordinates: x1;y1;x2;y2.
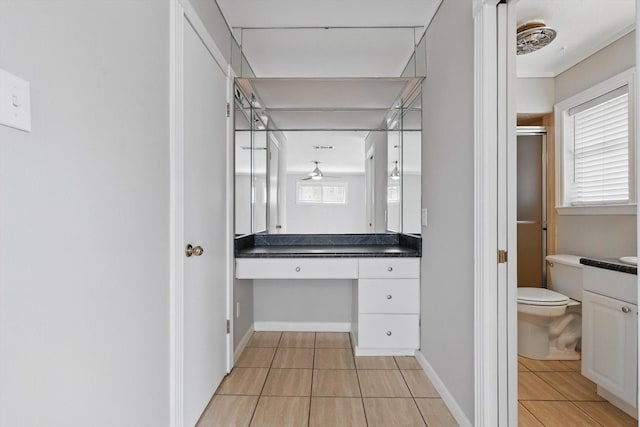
235;256;421;356
353;258;420;355
582;265;638;409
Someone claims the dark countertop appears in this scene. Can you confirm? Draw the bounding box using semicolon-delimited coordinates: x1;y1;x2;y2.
579;258;637;275
235;233;421;258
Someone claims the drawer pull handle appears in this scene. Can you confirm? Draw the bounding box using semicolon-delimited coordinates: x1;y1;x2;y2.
622;306;631;313
386;331;392;336
387;267;393;272
386;294;392;300
295;267;301;272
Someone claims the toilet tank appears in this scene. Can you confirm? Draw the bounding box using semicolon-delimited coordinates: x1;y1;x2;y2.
546;254;583;301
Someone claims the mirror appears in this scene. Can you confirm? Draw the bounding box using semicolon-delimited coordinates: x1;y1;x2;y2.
234;77;422;235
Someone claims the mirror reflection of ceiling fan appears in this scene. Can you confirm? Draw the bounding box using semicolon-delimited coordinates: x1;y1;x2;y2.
301;161;342;181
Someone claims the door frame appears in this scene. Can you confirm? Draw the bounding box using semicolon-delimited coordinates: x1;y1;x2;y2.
476;0;640;425
516;128;548;287
170;1;233;426
473;0;517;425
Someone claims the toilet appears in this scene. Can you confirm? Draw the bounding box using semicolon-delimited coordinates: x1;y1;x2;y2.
517;254;583;360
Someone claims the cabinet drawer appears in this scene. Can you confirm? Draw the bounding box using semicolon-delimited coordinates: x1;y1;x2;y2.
358;258;420;279
359;279;419;314
583;266;637;304
235;258;359;279
358;314;419;349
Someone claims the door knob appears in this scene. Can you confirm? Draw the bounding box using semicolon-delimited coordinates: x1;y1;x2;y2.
185;244;204;257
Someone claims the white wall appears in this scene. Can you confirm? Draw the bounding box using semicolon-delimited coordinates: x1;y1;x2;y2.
555;32;635;103
286;174;367;234
419;0;475;422
254;280;353;324
0;1;170;426
234;279;254;348
403;174;422;233
516;78;554;114
554;31;636;259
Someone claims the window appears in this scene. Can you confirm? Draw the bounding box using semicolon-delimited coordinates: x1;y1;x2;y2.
296;182;347;204
557;70;635;213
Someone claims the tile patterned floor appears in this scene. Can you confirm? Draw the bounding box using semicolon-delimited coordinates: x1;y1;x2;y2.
518;356;637;426
198;331;458;427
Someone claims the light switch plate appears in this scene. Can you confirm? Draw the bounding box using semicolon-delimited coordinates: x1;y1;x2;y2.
0;69;31;132
421;208;428;228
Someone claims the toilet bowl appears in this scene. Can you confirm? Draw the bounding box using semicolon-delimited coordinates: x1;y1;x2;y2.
517;255;583;360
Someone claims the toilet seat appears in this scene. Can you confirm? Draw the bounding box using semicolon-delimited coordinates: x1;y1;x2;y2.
517;287;569;306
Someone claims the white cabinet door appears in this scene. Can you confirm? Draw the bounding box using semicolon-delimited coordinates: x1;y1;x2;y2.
582;291;637;407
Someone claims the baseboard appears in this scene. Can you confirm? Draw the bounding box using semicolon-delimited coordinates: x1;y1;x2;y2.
415;350;473;427
597;386;638;419
354;346;415;356
234;324;255;363
254;321;351;332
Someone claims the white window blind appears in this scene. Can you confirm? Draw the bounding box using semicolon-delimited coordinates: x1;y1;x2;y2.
566;86;630;205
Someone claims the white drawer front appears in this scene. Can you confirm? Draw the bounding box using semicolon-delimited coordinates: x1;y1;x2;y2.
358;314;419;349
358;258;420;279
235;258;359;279
359;279;419;314
583;266;637;304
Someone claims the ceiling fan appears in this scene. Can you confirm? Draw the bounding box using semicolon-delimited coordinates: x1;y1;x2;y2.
300;161;342;181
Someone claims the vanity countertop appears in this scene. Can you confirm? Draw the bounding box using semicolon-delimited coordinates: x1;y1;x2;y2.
235;233;421;258
579;258;637;275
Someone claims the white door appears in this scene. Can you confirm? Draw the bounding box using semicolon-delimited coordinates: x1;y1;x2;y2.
183;18;228;426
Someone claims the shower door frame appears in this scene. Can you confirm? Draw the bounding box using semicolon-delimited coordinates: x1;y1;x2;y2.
516;127;548;287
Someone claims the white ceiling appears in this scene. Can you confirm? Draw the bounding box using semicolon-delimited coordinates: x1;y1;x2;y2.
517;0;635;77
240;28;417;77
216;0;442;77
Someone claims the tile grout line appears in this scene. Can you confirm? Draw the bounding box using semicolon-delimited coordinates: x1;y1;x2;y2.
530;370;575;401
352;344;369;427
518;401;547;427
397;363;428;427
566;400;606;426
518;360;614;426
307;333;315;427
246;332;279;427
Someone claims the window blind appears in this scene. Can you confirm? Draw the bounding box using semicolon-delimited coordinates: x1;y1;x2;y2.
568;87;629;205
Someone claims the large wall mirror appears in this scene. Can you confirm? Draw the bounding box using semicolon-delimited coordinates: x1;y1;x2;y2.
234;78;422;235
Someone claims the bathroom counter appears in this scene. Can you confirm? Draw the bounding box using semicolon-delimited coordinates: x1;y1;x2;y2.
235;233;421;258
579;258;637;275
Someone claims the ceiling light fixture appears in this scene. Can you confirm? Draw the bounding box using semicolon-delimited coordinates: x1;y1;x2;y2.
516;20;557;55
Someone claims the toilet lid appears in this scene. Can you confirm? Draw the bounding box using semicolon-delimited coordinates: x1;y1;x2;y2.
517;287;570;306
